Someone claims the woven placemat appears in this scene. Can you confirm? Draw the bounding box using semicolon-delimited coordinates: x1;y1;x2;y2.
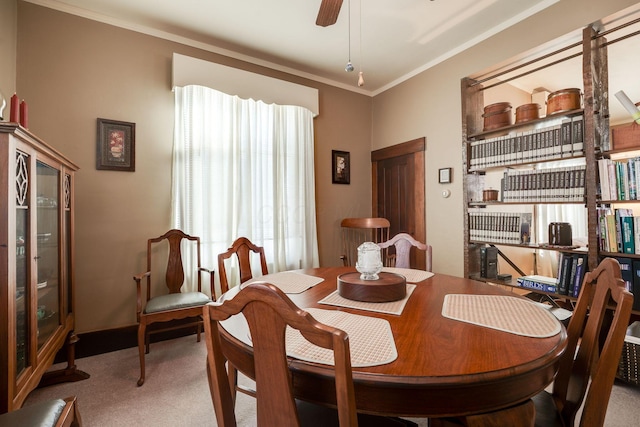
242;271;324;294
441;294;561;338
318;284;416;315
285;308;397;367
381;267;434;283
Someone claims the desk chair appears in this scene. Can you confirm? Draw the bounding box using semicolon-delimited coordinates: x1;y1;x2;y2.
432;257;634;427
378;233;432;271
133;229;213;386
0;396;81;427
340;218;390;266
203;282;413;427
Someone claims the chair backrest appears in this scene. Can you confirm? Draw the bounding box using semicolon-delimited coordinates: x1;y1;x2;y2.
340;218;390;266
203;283;358;427
145;229;202;299
377;232;432;271
552;257;633;427
218;237;269;294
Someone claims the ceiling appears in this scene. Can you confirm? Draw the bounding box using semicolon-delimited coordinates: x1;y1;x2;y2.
26;0;561;95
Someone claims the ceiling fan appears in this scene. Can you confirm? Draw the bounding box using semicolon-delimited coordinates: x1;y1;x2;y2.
316;0;343;27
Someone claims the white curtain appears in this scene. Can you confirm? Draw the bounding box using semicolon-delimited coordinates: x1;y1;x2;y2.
534;158;588;277
171;85;320;296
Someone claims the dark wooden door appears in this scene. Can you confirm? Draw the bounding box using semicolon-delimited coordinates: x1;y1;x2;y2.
377;154;414;236
372;138;426;270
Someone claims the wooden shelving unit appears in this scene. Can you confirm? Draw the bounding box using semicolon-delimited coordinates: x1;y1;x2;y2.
463;18;640;313
461;25;606;295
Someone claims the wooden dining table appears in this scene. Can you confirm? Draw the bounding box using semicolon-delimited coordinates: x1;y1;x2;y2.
217;266;567;423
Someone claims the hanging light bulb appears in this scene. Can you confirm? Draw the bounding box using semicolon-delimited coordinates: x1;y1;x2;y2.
356;0;364;86
345;0;354;72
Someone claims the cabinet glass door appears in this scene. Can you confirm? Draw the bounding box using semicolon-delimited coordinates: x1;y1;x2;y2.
15;151;29;375
36;161;60;349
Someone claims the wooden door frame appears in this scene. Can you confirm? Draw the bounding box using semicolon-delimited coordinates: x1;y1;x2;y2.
371;137;426;258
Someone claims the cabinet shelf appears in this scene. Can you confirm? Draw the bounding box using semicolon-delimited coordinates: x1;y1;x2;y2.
598;199;640;204
599;251;640;260
468;108;585;140
470;240;587;253
469;200;586;207
467;153;586;172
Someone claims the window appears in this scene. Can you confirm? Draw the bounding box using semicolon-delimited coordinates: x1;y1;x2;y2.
172;85;319;294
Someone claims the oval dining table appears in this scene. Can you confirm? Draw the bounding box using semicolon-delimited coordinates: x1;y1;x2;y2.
216;266;568;424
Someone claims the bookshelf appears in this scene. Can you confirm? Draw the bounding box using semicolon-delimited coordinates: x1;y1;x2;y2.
463;18;640;313
461;25;606;300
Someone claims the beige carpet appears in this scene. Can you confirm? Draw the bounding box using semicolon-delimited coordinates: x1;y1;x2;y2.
25;335;640;426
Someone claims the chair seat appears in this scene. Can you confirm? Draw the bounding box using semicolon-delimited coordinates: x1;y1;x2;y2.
0;399;67;427
144;291;210;314
532;391;563;427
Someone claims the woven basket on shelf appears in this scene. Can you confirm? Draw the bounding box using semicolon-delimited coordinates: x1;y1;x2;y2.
617;321;640;385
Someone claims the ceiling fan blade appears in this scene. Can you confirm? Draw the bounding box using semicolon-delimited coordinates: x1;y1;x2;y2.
316;0;343;27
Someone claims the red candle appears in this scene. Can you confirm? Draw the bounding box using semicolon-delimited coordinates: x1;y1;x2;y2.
19;100;28;128
9;94;18;123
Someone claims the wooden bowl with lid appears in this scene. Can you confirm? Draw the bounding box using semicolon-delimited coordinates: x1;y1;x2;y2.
515;103;541;123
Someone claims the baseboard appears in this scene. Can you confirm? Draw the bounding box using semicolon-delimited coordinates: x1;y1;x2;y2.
53;320;201;362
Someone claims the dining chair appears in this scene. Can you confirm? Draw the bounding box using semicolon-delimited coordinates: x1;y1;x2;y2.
203;282;415;427
0;396;81;427
217;236;269;400
432;257;634;427
340;217;391;266
133;229;213;386
218;237;269;294
377;233;432;271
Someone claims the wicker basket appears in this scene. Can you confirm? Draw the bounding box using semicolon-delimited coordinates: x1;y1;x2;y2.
617;321;640;385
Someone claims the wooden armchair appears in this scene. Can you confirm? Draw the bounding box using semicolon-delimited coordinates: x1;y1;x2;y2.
340;218;390;266
0;396;81;427
378;233;432;271
203;282;357;426
432;257;634;427
133;229;213;386
529;257;633;427
217;237;268;294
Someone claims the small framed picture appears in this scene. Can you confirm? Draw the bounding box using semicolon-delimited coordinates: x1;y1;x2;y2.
332;150;350;184
96;118;136;171
439;167;452;184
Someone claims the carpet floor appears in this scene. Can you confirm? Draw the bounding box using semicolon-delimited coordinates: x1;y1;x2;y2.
24;335;640;426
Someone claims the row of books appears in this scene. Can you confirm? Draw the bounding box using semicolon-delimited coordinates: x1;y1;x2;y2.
468;212;532;244
517;255;640;312
501;165;586;203
597;207;640;254
617;258;640;312
556;253;588;297
468;115;584;170
516;252;588;297
597;157;640;201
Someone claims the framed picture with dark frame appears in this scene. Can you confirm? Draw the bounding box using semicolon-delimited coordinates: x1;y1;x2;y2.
438;167;452;184
96;118;136;171
332;150;350;184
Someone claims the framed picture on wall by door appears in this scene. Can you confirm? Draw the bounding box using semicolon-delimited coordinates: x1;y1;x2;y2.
332;150;350;184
